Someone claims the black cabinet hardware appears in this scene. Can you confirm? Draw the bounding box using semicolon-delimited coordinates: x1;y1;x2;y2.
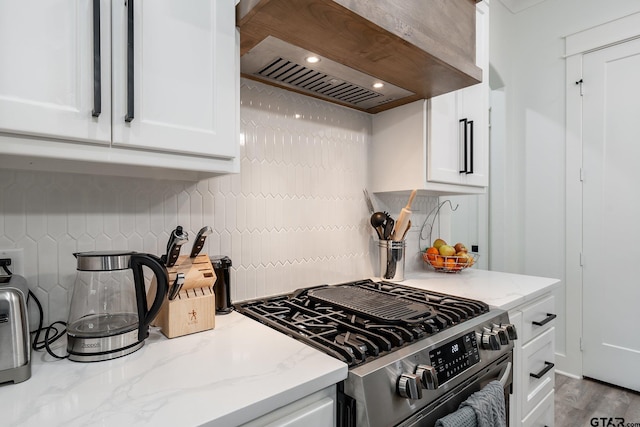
125;0;134;122
532;313;556;327
459;118;474;174
91;0;101;117
530;361;554;379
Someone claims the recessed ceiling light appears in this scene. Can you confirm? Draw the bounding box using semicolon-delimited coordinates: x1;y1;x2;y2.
373;82;384;89
305;56;320;64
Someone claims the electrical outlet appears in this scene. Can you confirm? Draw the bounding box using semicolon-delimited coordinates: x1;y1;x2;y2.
0;248;25;276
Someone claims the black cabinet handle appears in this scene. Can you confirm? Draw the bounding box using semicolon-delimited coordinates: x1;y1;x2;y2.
91;0;101;117
459;119;468;174
467;120;474;174
125;0;135;122
530;361;554;379
532;313;557;327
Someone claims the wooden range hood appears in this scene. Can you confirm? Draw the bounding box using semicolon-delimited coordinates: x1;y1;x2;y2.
237;0;482;114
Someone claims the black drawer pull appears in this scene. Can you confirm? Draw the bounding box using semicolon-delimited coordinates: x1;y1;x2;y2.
532;313;556;327
125;0;135;122
530;361;554;379
91;0;101;117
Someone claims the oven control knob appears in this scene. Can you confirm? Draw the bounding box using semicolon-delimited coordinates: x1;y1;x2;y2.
477;330;501;350
397;373;423;400
415;364;439;390
491;324;510;345
501;323;518;340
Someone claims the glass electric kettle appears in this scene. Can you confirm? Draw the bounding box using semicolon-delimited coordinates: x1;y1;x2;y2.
67;251;168;362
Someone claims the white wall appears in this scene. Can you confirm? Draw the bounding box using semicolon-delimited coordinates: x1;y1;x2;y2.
490;0;640;375
0;79;438;326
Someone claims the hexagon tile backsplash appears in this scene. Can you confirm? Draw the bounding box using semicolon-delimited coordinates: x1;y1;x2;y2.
0;79;438;325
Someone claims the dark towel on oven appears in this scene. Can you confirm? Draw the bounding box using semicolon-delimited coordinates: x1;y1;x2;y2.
460;380;506;427
434;405;477;427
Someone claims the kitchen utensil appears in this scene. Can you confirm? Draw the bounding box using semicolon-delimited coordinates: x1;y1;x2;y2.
401;220;411;240
391;189;417;241
370;212;387;240
67;251;169;362
211;255;233;314
168;272;185;301
190;226;212;258
165;226;189;267
383;216;395;240
363;189;375;214
0;274;31;384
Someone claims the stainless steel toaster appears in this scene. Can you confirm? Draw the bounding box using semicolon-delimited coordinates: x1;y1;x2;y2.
0;274;31;384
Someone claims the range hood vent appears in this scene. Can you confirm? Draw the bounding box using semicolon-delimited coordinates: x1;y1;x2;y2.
237;0;483;114
241;36;414;110
258;58;386;107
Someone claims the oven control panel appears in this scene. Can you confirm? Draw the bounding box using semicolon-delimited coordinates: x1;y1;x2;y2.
429;332;480;385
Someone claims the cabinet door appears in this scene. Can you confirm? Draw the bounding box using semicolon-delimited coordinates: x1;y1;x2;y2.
111;0;238;159
427;1;488;187
0;0;111;143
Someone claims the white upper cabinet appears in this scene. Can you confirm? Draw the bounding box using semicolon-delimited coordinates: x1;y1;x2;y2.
370;1;489;195
0;0;111;143
0;0;239;179
428;1;488;188
111;0;237;158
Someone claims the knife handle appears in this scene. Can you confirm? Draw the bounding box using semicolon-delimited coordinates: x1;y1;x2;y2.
166;242;183;267
165;226;188;267
190;226;212;258
168;273;185;300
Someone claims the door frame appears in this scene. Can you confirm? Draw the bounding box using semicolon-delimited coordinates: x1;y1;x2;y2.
563;11;640;377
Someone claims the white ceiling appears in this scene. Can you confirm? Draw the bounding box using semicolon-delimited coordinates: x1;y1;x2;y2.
496;0;548;14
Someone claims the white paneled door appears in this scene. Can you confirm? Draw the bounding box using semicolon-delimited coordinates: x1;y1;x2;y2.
582;37;640;392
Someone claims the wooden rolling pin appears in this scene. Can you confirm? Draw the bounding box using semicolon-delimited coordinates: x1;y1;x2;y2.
392;189;417;241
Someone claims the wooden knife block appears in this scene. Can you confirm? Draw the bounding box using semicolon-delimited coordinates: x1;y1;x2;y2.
152;254;216;339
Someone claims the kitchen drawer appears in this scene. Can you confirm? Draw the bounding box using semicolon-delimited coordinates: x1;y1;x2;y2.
522;327;555;416
522;389;554;427
241;388;336;427
520;295;556;343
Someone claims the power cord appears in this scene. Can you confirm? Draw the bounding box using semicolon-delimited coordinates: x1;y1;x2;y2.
0;260;68;359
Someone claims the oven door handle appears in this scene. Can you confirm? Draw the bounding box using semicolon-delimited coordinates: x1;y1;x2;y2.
498;361;512;387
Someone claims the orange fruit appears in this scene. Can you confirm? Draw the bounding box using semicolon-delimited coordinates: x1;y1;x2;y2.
431;255;444;269
426;247;439;261
445;258;457;270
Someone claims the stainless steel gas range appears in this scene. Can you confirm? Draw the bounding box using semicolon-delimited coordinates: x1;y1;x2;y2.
236;279;517;427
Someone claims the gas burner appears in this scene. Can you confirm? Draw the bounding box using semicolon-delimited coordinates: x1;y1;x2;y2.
236;279;489;367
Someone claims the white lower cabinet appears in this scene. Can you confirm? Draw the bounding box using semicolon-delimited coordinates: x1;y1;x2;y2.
240;387;336;427
522;390;554;427
510;294;556;427
522;328;555;416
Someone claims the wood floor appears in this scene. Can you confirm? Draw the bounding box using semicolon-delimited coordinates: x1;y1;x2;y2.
555;373;640;426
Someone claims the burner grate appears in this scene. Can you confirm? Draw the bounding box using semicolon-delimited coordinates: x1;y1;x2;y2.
307;285;435;324
235;279;490;367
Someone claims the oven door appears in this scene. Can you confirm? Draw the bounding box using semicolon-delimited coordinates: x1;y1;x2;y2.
396;352;513;427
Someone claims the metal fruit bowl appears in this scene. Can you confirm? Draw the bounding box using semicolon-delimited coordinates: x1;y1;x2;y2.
422;251;478;273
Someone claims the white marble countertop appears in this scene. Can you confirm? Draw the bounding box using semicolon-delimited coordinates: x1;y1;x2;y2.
0;312;348;427
0;269;559;427
400;268;561;311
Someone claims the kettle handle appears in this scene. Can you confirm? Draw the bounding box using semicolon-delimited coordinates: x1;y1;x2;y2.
130;253;169;342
